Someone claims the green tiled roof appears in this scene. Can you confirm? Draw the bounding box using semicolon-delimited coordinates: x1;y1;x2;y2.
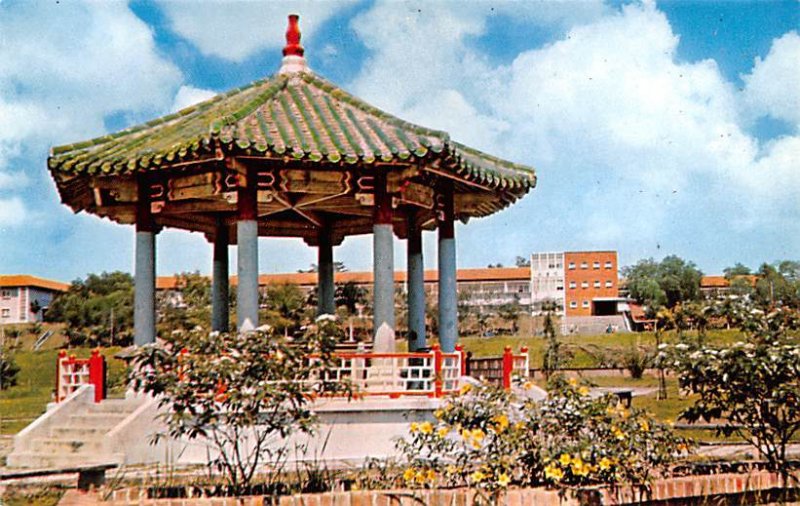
48;71;536;192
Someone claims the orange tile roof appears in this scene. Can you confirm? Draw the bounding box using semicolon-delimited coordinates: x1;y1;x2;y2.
156;267;531;289
0;275;69;292
701;275;758;288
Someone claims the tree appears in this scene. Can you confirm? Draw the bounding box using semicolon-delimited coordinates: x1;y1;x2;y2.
335;281;366;316
723;262;751;279
158;272;212;335
515;256;531;267
262;283;309;336
622;256;702;310
754;262;800;309
130;322;351;495
664;306;800;479
46;271;134;346
497;298;521;334
541;300;565;378
0;349;20;390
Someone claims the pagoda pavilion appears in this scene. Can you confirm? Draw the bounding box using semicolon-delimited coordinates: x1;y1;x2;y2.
48;15;536;353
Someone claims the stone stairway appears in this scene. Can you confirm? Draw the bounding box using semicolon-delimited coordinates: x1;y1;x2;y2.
6;397;144;468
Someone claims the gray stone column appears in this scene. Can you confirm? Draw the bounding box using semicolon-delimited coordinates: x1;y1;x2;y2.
211;221;229;333
317;230;336;316
134;182;156;346
438;185;458;353
236;164;259;332
372;172;395;352
407;215;426;351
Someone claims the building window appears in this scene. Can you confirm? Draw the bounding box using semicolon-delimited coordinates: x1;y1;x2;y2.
0;290;11;299
568;262;575;270
593;262;600;269
1;308;9;318
605;262;613;269
569;281;577;289
582;300;590;308
569;301;577;309
580;262;588;269
593;280;601;288
605;281;613;288
581;281;589;288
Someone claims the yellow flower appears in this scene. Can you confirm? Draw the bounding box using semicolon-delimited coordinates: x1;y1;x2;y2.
471;428;485;442
559;453;572;466
514;421;526;431
415;470;426;484
446;464;458;475
459;383;472;395
599;457;613;471
470;470;487;483
426;469;437;483
639;419;650;432
403;467;416;481
611;426;626;440
497;472;511;487
523;381;535;390
544;464;564;482
437;426;449;438
471;439;482;450
410;422;419;434
578;386;590;396
419;421;433;435
568;378;578;386
434;409;444;420
492;414;510;432
461;428;472;440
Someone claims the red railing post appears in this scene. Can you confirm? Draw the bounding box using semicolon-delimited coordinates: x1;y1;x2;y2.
433;344;443;397
455;344;467;376
88;348;106;403
502;345;513;390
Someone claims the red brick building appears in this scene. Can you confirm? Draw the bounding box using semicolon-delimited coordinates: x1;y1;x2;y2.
531;250;619;317
563;251;618;316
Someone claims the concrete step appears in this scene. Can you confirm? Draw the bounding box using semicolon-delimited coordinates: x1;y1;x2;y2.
66;413;128;429
49;426;109;439
5;451;121;469
88;399;141;415
29;437;105;455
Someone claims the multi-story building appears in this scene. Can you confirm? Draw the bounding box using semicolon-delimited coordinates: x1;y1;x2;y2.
531;251;619;317
0;275;69;324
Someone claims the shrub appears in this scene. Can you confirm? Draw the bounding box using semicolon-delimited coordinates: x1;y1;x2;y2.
662;306;800;476
395;378;690;492
130;316;353;495
0;349;20;390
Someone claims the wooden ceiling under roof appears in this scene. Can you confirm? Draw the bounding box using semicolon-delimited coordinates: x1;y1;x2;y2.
49;31;536;246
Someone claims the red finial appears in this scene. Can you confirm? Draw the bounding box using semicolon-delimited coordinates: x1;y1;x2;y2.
283;14;304;57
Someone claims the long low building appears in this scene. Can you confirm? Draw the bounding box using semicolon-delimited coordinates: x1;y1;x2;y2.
157;267;532;312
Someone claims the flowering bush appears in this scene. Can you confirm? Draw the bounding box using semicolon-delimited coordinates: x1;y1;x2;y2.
130;319;352;495
395;378;689;491
661;306;800;475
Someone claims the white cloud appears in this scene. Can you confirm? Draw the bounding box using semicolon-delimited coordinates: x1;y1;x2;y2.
171;85;218;112
741;31;800;127
347;1;800;267
158;1;355;62
0;1;182;144
0;196;26;227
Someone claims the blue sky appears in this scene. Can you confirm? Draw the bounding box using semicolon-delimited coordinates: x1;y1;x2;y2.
0;0;798;282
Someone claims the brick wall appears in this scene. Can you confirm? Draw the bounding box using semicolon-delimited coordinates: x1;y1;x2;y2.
105;470;799;505
564;251;618;317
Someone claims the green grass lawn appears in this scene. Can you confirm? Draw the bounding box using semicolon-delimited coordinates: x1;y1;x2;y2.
458;327;746;368
0;345;127;435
